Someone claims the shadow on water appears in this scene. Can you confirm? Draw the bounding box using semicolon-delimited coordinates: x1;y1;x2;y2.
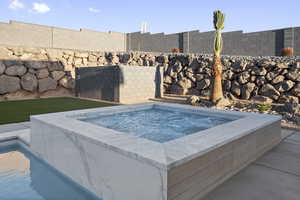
0;141;101;200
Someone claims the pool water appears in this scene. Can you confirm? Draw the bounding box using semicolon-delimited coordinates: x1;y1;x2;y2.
0;141;101;200
80;108;236;143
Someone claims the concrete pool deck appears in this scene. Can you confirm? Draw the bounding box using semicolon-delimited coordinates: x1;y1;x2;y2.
0;122;299;200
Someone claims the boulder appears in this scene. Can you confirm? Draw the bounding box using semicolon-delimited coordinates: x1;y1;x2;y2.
259;84;280;100
275;80;295;92
38;78;57;93
0;75;20;94
238;71;250;84
251;67;267;76
286;69;300;81
25;61;48;69
196;79;211;90
47;49;63;60
164;76;173;84
48;62;64;72
241;83;256;99
3;90;38;101
214;98;231;109
291;83;300;97
88;54;98;62
186;95;200;105
21;73;38;92
3;60;23;67
36;69;49;79
5;65;27;76
59;77;75;89
278;96;299;104
231;81;241;97
51;71;65;81
178;78;194;89
255;76;266;86
170;84;185;95
266;71;280;81
0;62;5;74
271;75;285;84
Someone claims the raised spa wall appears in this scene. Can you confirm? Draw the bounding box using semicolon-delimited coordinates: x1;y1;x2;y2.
30;103;281;200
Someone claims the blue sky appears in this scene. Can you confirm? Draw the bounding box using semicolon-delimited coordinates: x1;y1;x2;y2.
1;0;300;34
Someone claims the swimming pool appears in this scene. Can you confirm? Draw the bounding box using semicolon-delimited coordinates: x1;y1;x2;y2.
0;140;101;200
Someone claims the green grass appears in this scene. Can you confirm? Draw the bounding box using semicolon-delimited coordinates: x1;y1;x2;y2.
0;97;115;125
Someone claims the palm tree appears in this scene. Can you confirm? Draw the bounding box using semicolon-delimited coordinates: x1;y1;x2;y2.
211;10;225;102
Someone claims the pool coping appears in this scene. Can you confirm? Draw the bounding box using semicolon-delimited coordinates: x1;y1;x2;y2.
30;102;282;170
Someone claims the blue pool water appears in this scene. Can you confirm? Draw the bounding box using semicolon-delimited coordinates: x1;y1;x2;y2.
0;141;101;200
80;107;236;143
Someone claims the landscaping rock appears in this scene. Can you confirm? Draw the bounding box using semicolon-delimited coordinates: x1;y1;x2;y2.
259;84;280;100
38;77;57;92
51;71;65;81
187;95;200;105
21;73;38;92
271;75;285;84
25;61;48;69
59;77;75;89
196;79;211;90
0;62;5;74
275;80;295;92
36;68;49;79
5;65;27;76
291;83;300;97
241;83;256;99
178;78;194;89
0;75;20;94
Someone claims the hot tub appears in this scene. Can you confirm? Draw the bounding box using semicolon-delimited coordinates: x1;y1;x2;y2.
30;102;282;200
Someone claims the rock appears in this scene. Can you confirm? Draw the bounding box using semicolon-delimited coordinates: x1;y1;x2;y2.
21;73;38;92
278;96;299;104
214;98;231;108
51;71;65;81
170;84;185;95
251;67;267;76
25;61;48;69
231;81;241;97
0;75;20;94
5;65;27;76
74;58;83;66
223;70;234;80
276;62;289;69
48;62;64;71
266;71;280;81
88;54;98;62
59;77;75;89
164;76;173;84
286;69;300;81
251;95;273;103
275;80;295;92
36;69;49;79
271;75;285;84
255;76;266;86
3;60;23;67
223;80;231;92
0;62;5;74
38;78;57;92
291;83;300;97
241;83;256;99
283;102;299;115
187;95;200;104
178;78;194;89
259;84;280;100
196;79;211;90
0;47;13;58
238;71;250;84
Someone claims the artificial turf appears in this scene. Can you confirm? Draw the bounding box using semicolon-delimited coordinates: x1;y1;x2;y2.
0;97;115;125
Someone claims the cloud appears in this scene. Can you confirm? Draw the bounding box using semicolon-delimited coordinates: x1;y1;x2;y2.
32;2;50;14
89;7;100;13
9;0;25;9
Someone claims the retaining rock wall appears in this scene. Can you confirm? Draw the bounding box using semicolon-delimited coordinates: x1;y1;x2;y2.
0;45;299;103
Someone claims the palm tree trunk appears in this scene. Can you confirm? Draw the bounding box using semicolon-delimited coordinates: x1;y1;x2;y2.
211;55;223;102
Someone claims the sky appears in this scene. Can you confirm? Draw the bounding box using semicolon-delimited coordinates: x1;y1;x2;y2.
1;0;300;34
